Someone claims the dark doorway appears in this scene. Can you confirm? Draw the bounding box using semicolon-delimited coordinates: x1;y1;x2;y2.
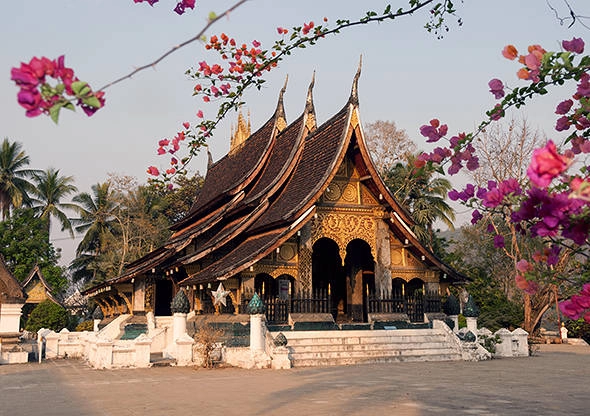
312;238;344;319
155;278;173;316
254;273;277;297
345;239;374;322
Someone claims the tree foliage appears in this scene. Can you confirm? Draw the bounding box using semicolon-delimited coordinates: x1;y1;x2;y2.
29;167;79;237
382;154;454;252
364;120;416;174
0;207;67;294
25;300;69;332
0;138;38;220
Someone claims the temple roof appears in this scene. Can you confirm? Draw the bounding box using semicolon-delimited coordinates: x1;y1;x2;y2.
21;265;61;305
84;69;466;295
0;254;25;303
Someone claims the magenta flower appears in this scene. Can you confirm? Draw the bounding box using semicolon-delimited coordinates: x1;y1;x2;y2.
555;99;573;115
576;73;590;97
488;78;505;99
471;209;483;224
562;37;584;54
559;299;582;320
493;234;505;248
527;140;571;187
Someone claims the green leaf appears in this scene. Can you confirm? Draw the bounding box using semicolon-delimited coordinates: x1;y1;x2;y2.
71;81;88;96
82;95;101;108
208;11;217;21
49;103;63;124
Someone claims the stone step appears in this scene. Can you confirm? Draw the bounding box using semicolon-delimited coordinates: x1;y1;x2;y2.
291;353;462;367
290;346;458;360
284;334;448;347
289;341;452;353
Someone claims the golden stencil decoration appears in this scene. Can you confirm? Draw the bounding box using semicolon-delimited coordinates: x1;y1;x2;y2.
145;283;154;312
350;109;359;128
324;183;342;201
276;117;287;132
253;264;298;280
311;211;376;258
305;113;316;131
26;281;47;303
341;183;358;203
279;244;296;261
391;249;403;266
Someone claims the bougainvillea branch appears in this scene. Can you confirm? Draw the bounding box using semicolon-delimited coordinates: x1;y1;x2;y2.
100;0;248;92
148;1;461;183
419;36;590;323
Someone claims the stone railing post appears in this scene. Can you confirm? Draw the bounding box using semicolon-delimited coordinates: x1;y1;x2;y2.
44;331;60;359
95;339;114;369
247;293;266;353
134;334;152;368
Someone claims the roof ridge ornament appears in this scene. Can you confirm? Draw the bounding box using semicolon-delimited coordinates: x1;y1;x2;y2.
304;71;317;132
274;75;288;131
350;55;362;106
207;146;214;169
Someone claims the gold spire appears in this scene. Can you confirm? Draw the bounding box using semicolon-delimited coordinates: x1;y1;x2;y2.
304;71;317;133
230;108;251;154
349;55;362;106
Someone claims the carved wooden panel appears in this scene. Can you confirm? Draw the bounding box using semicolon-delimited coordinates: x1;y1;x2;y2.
311;211;376;258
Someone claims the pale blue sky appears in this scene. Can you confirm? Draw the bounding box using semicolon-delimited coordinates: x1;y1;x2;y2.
0;1;586;264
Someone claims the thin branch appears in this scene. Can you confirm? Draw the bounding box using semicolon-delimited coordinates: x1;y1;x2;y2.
97;0;249;92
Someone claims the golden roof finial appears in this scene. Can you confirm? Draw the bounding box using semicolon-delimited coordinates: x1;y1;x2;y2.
350;55;362;106
230;107;251;154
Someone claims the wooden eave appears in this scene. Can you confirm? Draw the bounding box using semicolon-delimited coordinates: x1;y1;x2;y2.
177;199;270;265
179;206;315;285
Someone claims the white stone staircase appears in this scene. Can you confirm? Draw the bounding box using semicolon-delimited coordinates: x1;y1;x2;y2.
275;327;463;367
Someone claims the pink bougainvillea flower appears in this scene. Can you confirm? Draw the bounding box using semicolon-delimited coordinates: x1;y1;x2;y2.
559;299;583;320
517;68;530;80
562;37;585;54
502;45;518;60
493;234;505;248
527;140;571;187
196;110;204;118
488;78;504;99
555;99;574;115
182;121;190;129
147;166;160;176
302;21;315;35
277;27;288;35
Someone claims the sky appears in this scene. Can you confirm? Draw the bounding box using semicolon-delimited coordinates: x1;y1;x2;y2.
1;0;587;265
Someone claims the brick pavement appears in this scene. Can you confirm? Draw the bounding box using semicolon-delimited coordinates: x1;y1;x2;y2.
1;344;588;416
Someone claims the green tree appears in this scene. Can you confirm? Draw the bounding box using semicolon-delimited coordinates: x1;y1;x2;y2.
29;168;79;238
71;182;119;285
0;138;38;219
157;172;205;223
25;300;69;332
382;154;455;252
0;208;67;294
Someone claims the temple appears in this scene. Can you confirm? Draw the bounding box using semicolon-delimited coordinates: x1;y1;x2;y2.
84;64;465;324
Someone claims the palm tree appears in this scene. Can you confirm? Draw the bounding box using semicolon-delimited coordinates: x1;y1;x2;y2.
72;182;119;257
0;138;38;219
382;154;455;251
30;168;79;237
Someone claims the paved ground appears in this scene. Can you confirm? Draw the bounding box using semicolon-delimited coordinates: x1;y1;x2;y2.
1;344;589;416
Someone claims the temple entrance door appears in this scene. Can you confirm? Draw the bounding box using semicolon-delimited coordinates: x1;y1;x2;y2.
254;273;277;298
345;239;374;322
155;278;173;316
312;238;344;320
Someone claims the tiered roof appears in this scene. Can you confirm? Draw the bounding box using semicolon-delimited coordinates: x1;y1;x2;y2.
84;64;463;295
